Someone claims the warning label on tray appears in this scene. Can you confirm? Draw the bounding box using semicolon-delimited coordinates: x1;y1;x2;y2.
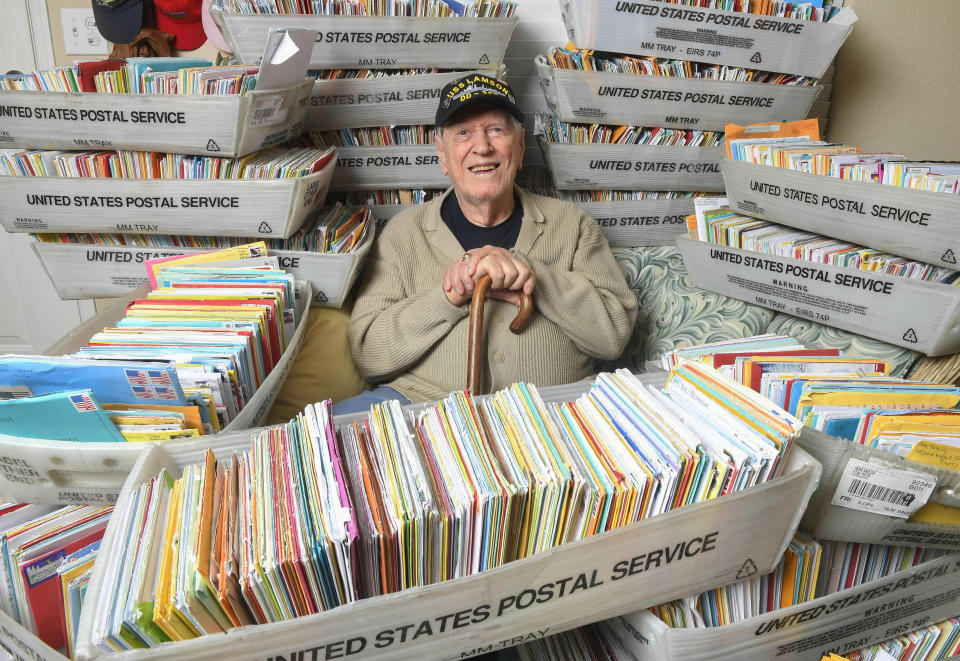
656;26;754;50
729;275;869;321
881;527;960;548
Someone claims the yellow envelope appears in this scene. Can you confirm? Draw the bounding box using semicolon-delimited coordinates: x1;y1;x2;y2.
102;402;204;434
146;242;269;287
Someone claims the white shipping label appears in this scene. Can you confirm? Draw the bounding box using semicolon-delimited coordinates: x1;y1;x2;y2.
0;385;33;399
249;94;285;127
872;651;898;661
831;458;936;518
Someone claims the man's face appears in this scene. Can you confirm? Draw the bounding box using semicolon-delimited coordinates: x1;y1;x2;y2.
435;106;525;211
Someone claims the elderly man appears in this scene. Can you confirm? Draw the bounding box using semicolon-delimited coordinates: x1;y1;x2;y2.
338;75;637;413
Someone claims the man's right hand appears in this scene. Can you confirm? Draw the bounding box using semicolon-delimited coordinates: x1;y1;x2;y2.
443;251;478;306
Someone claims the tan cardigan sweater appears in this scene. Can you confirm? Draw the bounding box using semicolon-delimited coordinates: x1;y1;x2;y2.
348;187;639;403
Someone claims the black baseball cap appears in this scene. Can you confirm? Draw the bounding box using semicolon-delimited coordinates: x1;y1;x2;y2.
92;0;144;45
435;74;524;127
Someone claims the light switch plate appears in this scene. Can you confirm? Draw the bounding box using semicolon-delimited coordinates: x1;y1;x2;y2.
61;8;109;55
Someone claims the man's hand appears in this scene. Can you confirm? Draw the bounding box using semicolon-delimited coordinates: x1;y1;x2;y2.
442;246;535;307
443;251;478;306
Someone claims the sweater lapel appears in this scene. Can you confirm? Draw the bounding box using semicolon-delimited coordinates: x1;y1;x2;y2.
513;186;545;255
423;188;468;262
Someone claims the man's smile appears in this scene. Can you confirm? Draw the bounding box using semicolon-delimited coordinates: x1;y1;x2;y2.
469;163;501;173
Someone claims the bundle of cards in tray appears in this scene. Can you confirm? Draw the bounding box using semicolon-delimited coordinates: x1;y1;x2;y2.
662;334;960;455
718;121;960;280
28;204;370;306
846;619;960;661
214;0;518;16
662;335;960;518
542;45;819;86
0;144;335;180
619;536;960;661
87;363;801;650
559;0;854;82
536;114;724;148
305;124;433;147
0;244;304;443
0;144;336;237
692;206;960;284
0;503;112;657
728;127;960;194
0;58;258;95
0;45;317;159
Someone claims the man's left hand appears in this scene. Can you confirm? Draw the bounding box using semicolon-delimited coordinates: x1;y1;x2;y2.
470;245;535;306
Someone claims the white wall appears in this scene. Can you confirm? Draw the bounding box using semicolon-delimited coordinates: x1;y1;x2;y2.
829;0;960;159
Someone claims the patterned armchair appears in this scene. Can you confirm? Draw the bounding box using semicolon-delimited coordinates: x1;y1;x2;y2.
269;244;930;425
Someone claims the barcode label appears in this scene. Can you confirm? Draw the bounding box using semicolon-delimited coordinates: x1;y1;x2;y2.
832;458;936;518
847;478;915;507
249;95;285;128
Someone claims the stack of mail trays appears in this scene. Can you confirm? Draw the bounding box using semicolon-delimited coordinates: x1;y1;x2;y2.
534;0;853;248
0;32;381;309
213;0;523;219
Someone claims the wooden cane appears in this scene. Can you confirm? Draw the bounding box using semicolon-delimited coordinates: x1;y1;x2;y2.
467;274;534;395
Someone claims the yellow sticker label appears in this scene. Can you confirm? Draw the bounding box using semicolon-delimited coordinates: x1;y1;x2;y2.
906;440;960;471
909;501;960;525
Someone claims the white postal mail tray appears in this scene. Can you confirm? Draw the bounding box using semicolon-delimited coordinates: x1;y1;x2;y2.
722;158;960;270
70;442;819;661
539;139;724;191
677;236;960;356
0;280;311;507
537;61;821;131
560;0;856;79
0;158;334;239
0;81;312;158
615;553;960;660
212;10;518;70
331;145;446;190
577;197;699;247
31;225;371;309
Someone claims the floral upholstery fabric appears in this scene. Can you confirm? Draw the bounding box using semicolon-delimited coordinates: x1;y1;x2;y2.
613;246;921;375
613;246;775;366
